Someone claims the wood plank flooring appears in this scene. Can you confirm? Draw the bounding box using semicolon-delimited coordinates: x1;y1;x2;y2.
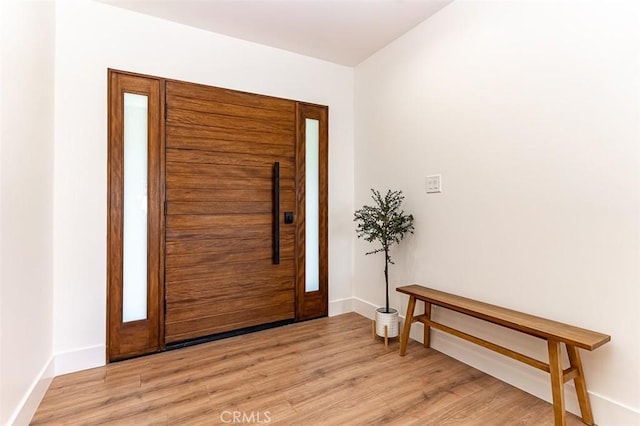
32;313;584;425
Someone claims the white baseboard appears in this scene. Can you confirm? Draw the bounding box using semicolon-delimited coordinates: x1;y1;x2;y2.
352;296;639;425
352;296;379;318
328;297;353;316
54;344;105;376
8;355;54;426
588;391;640;425
8;346;105;425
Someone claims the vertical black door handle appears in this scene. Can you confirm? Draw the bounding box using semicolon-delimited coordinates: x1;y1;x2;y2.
273;162;280;265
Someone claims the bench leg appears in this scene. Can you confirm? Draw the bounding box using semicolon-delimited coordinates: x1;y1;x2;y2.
548;339;567;426
567;344;594;425
399;295;416;356
423;302;432;348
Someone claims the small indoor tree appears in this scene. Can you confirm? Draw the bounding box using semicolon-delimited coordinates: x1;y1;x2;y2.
354;189;415;314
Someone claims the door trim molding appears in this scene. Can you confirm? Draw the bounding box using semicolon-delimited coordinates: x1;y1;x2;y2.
107;69;164;361
295;102;329;320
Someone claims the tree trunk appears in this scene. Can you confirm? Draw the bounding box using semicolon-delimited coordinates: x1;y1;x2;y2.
384;248;389;313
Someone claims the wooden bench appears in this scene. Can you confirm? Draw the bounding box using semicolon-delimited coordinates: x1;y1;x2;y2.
397;285;610;426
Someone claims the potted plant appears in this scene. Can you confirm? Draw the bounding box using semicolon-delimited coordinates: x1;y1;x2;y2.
354;189;414;340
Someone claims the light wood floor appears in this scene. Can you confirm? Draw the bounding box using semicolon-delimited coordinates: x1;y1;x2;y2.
32;313;584;425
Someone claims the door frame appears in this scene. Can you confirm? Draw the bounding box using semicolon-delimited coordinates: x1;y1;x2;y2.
295;103;329;320
106;69;165;361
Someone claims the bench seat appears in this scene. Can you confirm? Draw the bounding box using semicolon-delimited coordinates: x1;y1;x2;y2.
397;284;610;426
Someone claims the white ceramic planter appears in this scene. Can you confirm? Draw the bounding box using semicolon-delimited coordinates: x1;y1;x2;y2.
375;307;399;338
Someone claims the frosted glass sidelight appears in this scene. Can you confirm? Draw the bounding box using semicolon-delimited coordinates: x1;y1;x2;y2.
305;119;320;292
122;93;148;322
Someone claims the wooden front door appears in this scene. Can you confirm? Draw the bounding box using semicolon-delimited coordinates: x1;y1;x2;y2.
163;81;298;344
107;70;328;360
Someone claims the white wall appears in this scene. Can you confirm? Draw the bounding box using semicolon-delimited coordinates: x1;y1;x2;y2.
53;0;354;371
355;0;640;424
0;1;56;424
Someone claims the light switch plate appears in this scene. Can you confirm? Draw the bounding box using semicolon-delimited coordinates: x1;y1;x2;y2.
426;175;442;193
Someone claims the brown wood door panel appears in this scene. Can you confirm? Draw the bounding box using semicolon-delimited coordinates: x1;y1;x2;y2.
166;246;295;269
165;257;295;283
167;250;295;272
167;138;295;157
166;275;295;305
166;174;295;191
166;233;295;257
167;214;273;229
167;289;294;321
168;291;295;325
166;305;295;343
166;148;293;168
168;124;294;146
166;188;295;204
167;95;295;123
164;80;297;344
166;81;296;113
167;162;296;181
166;225;275;241
166;259;293;282
168;109;293;137
167;201;275;216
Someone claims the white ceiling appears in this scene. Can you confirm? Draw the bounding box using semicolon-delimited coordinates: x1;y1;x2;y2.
101;0;454;66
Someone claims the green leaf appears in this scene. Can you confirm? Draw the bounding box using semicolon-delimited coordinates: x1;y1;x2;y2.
354;188;415;311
